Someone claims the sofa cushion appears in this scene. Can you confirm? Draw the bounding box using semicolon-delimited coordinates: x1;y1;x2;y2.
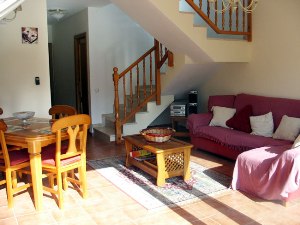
292;135;300;148
226;105;253;133
209;106;236;128
234;93;300;129
208;95;235;111
273;115;300;141
250;112;274;137
192;126;291;151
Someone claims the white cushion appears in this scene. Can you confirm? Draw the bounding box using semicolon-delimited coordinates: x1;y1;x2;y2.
209;106;236;128
273;115;300;141
250;112;274;137
292;135;300;148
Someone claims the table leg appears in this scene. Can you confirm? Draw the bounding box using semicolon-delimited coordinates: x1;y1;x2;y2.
125;140;132;167
28;141;43;211
156;153;166;187
183;148;191;181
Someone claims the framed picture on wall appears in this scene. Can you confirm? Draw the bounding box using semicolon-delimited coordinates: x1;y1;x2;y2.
21;27;38;44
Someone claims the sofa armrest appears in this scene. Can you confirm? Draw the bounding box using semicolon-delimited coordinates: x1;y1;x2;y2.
187;113;213;135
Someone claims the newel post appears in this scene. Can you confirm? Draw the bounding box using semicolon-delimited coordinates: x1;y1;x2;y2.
168;51;174;67
113;67;122;144
154;39;161;105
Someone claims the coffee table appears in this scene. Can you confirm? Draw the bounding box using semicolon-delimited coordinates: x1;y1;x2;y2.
124;134;193;187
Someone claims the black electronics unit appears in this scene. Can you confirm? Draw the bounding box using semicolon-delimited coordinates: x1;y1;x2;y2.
188;90;198;104
188;90;198;115
170;90;198;117
188;103;197;115
170;100;188;117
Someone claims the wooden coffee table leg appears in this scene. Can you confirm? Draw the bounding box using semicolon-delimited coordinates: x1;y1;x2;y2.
183;148;191;181
124;140;132;167
156;153;166;187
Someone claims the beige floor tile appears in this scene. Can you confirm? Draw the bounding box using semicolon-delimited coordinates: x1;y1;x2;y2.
16;212;57;225
0;206;14;220
0;217;18;225
12;200;36;217
57;216;98;225
51;206;90;223
2;135;300;224
89;207;135;225
193;218;221;225
135;210;192;225
0;196;8;207
208;207;262;225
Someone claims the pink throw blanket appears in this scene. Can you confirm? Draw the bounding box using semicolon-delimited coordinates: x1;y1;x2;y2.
231;145;300;202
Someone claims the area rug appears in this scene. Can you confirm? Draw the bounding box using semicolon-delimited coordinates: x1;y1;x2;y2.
87;157;231;210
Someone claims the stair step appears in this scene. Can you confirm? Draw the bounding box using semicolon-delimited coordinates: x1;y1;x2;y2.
93;124;116;142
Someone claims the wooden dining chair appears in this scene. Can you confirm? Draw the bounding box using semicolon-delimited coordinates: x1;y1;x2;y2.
0;119;31;208
41;114;91;209
48;105;77;119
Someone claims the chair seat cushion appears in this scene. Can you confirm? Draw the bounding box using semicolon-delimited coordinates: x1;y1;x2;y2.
0;149;30;166
42;143;81;166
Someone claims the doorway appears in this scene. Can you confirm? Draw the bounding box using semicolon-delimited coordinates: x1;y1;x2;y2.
74;33;89;114
48;43;55;106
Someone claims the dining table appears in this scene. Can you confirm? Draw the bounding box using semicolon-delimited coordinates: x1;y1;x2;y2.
3;117;64;211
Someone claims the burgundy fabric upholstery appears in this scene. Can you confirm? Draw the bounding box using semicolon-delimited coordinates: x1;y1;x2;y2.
192;126;291;152
234;93;300;129
207;95;236;111
187;113;212;134
42;143;81;166
226;105;253;133
0;149;29;166
191;136;240;160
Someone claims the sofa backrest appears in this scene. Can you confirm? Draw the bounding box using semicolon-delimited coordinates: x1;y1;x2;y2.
208;95;236;111
234;93;300;130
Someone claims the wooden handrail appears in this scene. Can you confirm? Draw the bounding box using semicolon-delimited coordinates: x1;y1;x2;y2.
119;46;156;79
185;0;252;41
113;39;173;144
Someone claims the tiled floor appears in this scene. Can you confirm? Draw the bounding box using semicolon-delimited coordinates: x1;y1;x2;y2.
1;133;300;225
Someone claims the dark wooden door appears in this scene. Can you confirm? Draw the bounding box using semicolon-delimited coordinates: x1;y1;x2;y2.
74;33;89;114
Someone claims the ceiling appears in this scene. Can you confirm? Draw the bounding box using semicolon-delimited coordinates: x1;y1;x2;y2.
46;0;111;25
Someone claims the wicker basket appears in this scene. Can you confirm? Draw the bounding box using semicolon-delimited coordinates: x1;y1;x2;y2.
140;127;175;142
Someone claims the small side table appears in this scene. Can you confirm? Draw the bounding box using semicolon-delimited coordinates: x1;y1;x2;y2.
171;116;189;137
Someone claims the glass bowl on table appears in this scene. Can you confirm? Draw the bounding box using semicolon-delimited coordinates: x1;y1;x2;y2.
12;111;35;125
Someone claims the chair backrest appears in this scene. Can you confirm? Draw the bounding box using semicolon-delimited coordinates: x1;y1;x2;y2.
49;105;77;119
51;114;91;168
0;120;10;167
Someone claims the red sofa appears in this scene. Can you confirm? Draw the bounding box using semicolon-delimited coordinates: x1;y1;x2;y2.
187;93;300;160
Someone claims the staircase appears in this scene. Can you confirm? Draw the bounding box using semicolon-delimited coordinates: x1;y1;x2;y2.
94;94;174;142
94;0;253;142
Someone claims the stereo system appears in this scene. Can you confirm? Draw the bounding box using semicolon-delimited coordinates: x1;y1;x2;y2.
170;90;198;117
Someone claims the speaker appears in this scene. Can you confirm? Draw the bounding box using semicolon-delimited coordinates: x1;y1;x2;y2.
188;103;197;115
188;90;198;104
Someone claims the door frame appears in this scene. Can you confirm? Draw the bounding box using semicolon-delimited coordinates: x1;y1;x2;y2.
74;32;90;115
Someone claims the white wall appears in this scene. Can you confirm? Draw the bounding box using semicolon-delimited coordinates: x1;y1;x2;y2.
51;9;88;107
88;4;153;124
199;0;300;111
0;0;51;118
